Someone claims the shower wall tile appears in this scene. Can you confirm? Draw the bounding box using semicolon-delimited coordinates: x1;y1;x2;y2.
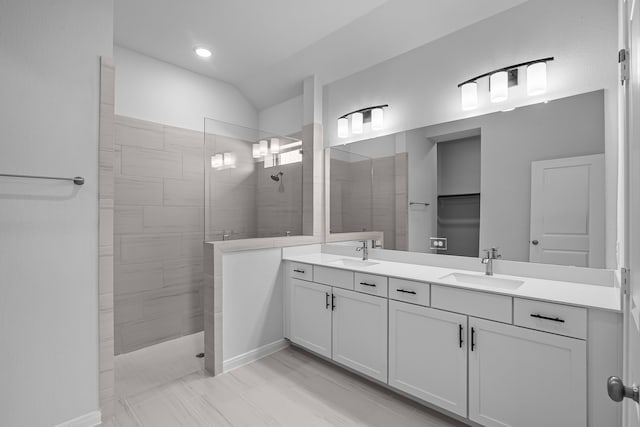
182;151;204;179
164;126;202;152
115;176;163;205
120;233;182;264
115;116;164;149
143;206;203;232
164;178;203;206
121;146;182;178
114;206;144;234
114;261;163;295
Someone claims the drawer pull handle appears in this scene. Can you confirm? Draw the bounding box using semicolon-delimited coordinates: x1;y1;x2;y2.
459;324;464;348
359;282;376;287
325;292;330;310
471;327;476;351
293;269;305;273
530;313;565;323
397;289;417;295
331;294;336;311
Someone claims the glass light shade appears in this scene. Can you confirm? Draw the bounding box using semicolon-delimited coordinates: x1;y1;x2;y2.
210;154;223;169
351;112;363;134
252;143;261;158
371;108;384;130
527;62;547;96
460;82;478;111
270;138;280;154
337;117;349;138
223;152;236;167
259;140;268;156
490;71;508;103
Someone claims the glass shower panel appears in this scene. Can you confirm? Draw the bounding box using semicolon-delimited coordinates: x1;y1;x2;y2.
204;118;304;242
330;147;373;233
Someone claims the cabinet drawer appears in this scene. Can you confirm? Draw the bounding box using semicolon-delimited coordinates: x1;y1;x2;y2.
431;285;512;323
389;278;430;306
289;262;312;281
314;266;354;290
514;298;587;340
354;272;388;297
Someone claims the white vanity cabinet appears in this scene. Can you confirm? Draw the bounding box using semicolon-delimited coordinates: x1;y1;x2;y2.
332;287;388;382
468;317;587;427
289;278;332;358
388;300;468;417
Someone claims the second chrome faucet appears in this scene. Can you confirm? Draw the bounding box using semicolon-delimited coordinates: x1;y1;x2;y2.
481;247;501;276
356;240;369;261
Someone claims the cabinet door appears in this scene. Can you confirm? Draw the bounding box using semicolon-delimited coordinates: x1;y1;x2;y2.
468;317;586;427
290;279;332;358
389;301;467;417
332;288;388;382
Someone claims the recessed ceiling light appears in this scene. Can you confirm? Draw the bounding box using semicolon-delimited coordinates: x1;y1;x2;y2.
194;47;212;58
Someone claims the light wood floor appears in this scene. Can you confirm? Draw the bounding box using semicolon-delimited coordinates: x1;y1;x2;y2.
102;333;465;427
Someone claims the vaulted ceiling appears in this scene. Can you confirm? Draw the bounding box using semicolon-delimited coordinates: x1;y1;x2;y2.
115;0;527;109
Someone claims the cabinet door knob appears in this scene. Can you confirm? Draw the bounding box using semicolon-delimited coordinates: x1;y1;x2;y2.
531;240;539;245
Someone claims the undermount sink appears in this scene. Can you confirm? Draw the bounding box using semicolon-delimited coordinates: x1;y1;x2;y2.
327;258;380;268
440;272;524;290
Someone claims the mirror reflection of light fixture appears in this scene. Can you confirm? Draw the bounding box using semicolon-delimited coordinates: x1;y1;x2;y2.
490;71;508;103
259;140;268;156
270;138;280;154
527;62;547;95
223;152;235;167
460;82;478;111
210;154;223;169
252;143;261;159
458;57;553;110
337;104;388;138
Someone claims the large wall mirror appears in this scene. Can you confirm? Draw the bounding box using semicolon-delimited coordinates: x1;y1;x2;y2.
329;90;607;268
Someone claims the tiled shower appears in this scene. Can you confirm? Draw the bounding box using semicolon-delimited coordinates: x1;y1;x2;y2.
113;116;304;354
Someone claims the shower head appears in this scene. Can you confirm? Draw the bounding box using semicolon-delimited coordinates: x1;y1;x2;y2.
270;171;283;182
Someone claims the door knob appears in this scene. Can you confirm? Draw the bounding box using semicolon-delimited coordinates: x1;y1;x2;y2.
531;240;539;245
607;376;640;403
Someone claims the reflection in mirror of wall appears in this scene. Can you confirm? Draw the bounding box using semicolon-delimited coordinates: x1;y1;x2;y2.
204;118;306;241
330;90;606;267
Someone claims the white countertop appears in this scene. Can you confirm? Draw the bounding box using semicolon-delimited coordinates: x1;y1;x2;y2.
283;253;622;312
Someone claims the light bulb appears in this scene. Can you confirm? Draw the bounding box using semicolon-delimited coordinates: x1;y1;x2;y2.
252;143;260;159
527;62;547;96
461;82;478;111
371;108;384;130
270;138;280;154
210;154;223;169
338;118;349;138
259;140;268;156
490;71;508;103
351;112;363;134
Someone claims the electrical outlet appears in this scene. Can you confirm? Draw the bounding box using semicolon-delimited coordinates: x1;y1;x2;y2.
430;237;448;251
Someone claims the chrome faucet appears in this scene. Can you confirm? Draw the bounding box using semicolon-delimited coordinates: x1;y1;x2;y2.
481;247;501;276
356;240;369;261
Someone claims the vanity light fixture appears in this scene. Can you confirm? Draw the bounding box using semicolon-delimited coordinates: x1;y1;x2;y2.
252;143;261;159
210;154;223;169
194;47;212;58
259;139;268;156
270;138;280;154
337;104;389;138
458;57;553;110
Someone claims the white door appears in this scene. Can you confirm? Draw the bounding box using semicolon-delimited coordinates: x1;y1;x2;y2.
388;301;467;417
289;279;332;358
623;0;640;425
332;288;388;382
530;154;605;267
468;317;586;427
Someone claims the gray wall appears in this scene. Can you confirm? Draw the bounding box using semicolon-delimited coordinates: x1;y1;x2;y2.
114;116;205;354
437;136;481;196
0;1;113;425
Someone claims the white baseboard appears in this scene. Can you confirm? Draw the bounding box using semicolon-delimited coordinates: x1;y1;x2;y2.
55;410;102;427
223;339;289;372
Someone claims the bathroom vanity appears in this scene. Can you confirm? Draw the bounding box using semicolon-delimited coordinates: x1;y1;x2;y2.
282;250;621;427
